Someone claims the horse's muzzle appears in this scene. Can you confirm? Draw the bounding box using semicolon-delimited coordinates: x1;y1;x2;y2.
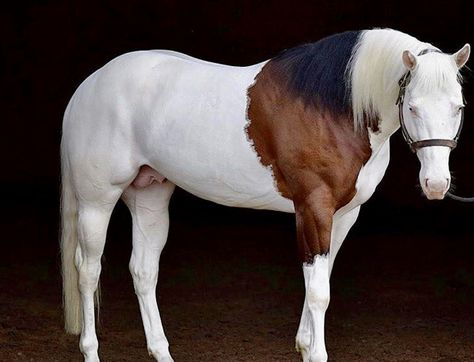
423;178;450;200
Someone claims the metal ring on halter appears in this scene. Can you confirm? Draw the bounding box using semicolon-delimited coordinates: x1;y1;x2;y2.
396;48;464;153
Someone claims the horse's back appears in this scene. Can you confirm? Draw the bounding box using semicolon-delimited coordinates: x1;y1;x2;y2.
62;50;293;212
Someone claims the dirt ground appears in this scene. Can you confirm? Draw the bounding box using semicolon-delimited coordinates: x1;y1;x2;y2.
1;202;473;361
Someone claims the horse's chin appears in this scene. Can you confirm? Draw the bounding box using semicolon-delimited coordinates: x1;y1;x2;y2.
423;191;446;200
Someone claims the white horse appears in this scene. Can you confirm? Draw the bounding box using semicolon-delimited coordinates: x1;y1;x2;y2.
61;28;470;361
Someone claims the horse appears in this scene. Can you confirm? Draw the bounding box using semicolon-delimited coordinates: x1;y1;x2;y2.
60;28;470;361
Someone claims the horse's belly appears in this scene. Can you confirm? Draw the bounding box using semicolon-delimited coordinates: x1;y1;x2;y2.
174;169;293;212
145;102;293;212
153;129;294;212
153;145;294;212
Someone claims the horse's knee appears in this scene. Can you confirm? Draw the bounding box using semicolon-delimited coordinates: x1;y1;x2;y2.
304;255;330;310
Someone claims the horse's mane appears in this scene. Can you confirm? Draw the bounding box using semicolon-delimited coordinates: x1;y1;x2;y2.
270;28;461;134
270;31;361;119
348;29;432;132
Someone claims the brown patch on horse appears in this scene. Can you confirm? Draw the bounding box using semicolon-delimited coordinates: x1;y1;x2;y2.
246;62;372;262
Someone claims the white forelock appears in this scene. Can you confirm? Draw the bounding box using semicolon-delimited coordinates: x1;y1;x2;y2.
409;52;462;94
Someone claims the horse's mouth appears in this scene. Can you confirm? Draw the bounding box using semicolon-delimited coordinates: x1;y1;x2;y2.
423;190;447;200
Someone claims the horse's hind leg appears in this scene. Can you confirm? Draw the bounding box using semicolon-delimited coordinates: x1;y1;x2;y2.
76;190;122;362
122;180;175;362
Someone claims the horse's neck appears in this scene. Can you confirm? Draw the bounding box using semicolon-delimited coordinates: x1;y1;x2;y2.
366;118;398;154
370;107;400;151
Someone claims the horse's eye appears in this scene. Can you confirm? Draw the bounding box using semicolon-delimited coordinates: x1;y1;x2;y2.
408;106;417;115
457;105;465;114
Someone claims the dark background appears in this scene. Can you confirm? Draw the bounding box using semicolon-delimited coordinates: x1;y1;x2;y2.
2;0;474;225
1;1;473;361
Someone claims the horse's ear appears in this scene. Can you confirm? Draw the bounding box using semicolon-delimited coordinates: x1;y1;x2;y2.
453;44;470;68
402;50;418;70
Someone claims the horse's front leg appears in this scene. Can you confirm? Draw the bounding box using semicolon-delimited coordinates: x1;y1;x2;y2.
296;205;361;361
294;190;335;362
296;260;330;362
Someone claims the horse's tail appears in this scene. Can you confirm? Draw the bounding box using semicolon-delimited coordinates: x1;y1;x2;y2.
60;140;82;335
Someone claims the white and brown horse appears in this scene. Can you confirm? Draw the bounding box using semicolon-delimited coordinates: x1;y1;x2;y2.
60;28;470;361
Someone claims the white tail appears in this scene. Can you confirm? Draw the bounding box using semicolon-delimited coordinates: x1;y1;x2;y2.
60;146;82;335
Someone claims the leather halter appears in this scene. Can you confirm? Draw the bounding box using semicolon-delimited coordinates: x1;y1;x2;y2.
396;48;465;153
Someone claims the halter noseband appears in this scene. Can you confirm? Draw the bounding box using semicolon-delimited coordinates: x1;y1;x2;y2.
396;48;465;153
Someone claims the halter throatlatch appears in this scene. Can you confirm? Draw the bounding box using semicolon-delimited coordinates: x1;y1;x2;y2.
396;48;465;153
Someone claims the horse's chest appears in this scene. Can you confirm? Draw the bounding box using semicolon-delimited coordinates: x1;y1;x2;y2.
350;140;390;207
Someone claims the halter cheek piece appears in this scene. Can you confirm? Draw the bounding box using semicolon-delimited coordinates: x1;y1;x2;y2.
396;48;465;153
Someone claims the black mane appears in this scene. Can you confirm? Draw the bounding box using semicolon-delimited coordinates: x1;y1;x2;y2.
271;31;362;115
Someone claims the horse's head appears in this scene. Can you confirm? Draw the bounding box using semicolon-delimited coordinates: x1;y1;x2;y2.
399;44;470;200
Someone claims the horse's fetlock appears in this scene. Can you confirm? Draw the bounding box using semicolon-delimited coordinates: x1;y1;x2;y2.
80;334;99;358
147;339;172;361
309;352;328;362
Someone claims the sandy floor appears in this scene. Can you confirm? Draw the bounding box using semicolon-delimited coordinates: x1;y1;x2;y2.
1;204;473;361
